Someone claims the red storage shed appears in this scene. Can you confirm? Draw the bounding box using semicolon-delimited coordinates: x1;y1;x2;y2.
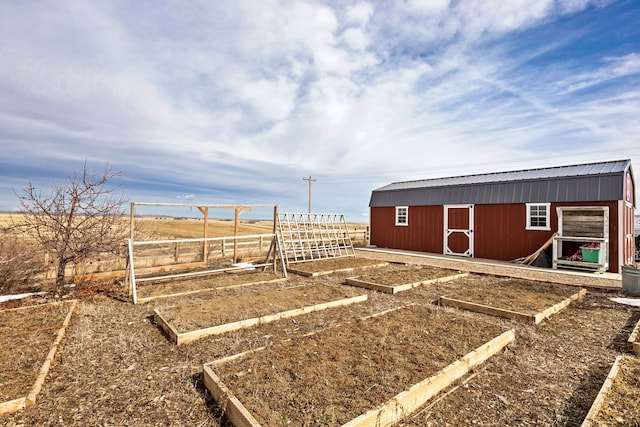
369;159;636;273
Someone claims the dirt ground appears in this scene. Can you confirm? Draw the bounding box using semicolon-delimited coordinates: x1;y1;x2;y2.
287;257;387;275
593;356;640;424
1;254;639;426
351;265;461;286
215;304;508;425
135;270;285;300
155;282;364;333
442;278;582;314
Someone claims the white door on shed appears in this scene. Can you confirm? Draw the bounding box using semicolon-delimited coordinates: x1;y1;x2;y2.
444;205;474;257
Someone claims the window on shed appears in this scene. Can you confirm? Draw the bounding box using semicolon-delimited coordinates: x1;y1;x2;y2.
526;203;550;231
395;206;408;226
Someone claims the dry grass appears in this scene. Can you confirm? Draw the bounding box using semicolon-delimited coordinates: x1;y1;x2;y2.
1;262;637;426
3;252;636;426
354;266;460;286
215;304;508;426
442;278;581;314
0;302;72;402
155;283;363;333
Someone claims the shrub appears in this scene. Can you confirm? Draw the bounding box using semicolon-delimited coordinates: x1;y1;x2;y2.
0;232;43;294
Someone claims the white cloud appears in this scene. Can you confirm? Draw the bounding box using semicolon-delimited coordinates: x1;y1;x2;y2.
345;2;374;25
405;0;450;15
557;53;640;94
342;27;369;50
241;77;298;121
557;0;615;14
453;0;554;41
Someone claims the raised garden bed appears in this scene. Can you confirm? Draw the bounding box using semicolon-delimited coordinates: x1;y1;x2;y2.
345;266;467;294
0;300;76;417
439;279;586;324
203;304;514;426
628;318;640;356
288;257;388;277
135;270;286;303
582;355;640;426
154;284;367;345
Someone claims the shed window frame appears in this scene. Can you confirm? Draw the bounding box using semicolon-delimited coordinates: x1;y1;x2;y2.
526;203;551;231
395;206;408;226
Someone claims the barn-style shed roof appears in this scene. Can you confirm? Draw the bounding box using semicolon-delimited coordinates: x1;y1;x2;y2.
370;159;634;207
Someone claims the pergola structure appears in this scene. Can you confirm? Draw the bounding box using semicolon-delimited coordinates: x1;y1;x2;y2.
125;202;282;303
129;202;277;263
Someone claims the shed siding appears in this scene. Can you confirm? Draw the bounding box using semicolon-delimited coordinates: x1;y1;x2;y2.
370;201;621;272
369;206;443;253
473;204;541;262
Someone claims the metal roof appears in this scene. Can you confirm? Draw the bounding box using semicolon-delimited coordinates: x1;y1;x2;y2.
370;159;633;207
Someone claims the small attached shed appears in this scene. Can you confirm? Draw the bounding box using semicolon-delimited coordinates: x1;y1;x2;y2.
369;159;636;273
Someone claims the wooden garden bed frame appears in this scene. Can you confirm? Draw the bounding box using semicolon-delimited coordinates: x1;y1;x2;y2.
288;261;388;277
136;277;287;304
0;300;77;417
345;272;468;294
628;318;640;356
154;294;368;346
439;288;587;324
580;355;637;426
203;328;515;427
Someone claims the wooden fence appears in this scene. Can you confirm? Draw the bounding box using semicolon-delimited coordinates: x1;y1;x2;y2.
37;227;369;282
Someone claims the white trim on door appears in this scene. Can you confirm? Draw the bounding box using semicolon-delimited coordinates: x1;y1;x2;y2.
443;204;474;257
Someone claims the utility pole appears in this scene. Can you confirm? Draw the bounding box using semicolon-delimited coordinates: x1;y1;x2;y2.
303;176;316;213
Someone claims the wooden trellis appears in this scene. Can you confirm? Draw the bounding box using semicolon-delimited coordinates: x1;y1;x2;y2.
276;213;355;264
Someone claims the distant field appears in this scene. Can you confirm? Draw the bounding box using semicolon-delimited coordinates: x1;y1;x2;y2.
1;214;369;242
133;217;369;243
134;217;275;239
0;213;20;227
0;214;274;239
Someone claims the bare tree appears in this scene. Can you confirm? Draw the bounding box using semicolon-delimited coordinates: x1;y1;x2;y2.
17;162;128;292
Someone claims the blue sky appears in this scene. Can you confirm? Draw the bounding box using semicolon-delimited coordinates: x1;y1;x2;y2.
1;0;639;221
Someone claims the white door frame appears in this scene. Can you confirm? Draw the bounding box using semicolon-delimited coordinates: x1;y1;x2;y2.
444;204;474;257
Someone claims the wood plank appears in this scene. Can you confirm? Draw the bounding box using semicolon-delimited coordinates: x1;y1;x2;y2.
387;273;468;293
628;318;640;356
203;364;262;427
0;300;65;313
153;309;181;344
439;296;535;323
0;397;27;417
136;277;287;304
555;259;606;272
289;262;388;277
345;273;468;294
581;355;624;427
343;329;515;427
203;328;514;427
0;300;77;416
533;289;587;324
26;299;78;405
344;277;397;294
157;294;368;346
